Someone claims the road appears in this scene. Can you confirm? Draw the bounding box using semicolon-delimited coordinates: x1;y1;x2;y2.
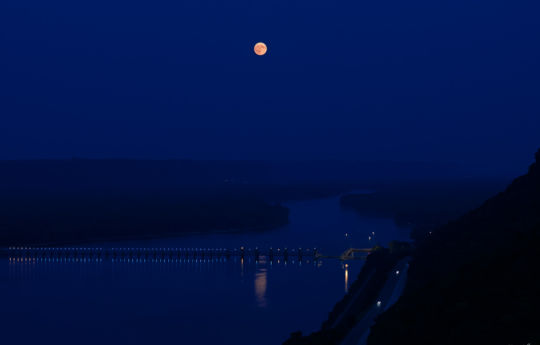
331;270;375;328
340;257;410;345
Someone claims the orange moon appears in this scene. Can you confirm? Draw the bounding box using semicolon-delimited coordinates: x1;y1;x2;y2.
254;42;267;56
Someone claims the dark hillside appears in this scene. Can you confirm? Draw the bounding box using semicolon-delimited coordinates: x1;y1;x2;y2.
368;149;540;345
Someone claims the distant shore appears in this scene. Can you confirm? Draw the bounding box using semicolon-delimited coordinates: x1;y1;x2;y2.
0;190;290;246
0;222;288;249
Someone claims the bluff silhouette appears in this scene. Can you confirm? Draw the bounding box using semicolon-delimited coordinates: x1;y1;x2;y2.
368;149;540;345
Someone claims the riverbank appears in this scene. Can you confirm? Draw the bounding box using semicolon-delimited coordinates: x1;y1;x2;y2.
283;241;412;345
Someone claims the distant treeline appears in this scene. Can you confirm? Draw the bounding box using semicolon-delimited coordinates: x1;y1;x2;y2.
0;190;289;245
0;159;502;191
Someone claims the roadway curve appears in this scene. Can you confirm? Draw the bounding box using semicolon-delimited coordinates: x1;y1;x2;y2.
340;257;410;345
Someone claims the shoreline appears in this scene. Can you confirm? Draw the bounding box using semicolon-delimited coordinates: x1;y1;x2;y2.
284;243;413;345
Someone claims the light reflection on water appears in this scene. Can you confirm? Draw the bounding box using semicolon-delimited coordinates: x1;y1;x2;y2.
6;255;319;282
255;258;268;308
344;263;349;293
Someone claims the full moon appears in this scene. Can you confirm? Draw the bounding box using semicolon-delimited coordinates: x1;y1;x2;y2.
254;42;267;56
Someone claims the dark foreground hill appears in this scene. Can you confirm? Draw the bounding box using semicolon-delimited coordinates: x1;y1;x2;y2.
367;149;540;345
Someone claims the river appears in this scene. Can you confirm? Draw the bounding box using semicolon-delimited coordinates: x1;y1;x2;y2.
0;195;409;345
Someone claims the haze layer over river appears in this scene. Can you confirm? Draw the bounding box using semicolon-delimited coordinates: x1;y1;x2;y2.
1;195;409;345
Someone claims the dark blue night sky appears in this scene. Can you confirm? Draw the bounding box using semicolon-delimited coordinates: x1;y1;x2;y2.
1;0;539;170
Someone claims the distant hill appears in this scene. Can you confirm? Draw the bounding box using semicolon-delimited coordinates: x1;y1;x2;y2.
367;149;540;345
340;179;508;231
0;159;504;191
